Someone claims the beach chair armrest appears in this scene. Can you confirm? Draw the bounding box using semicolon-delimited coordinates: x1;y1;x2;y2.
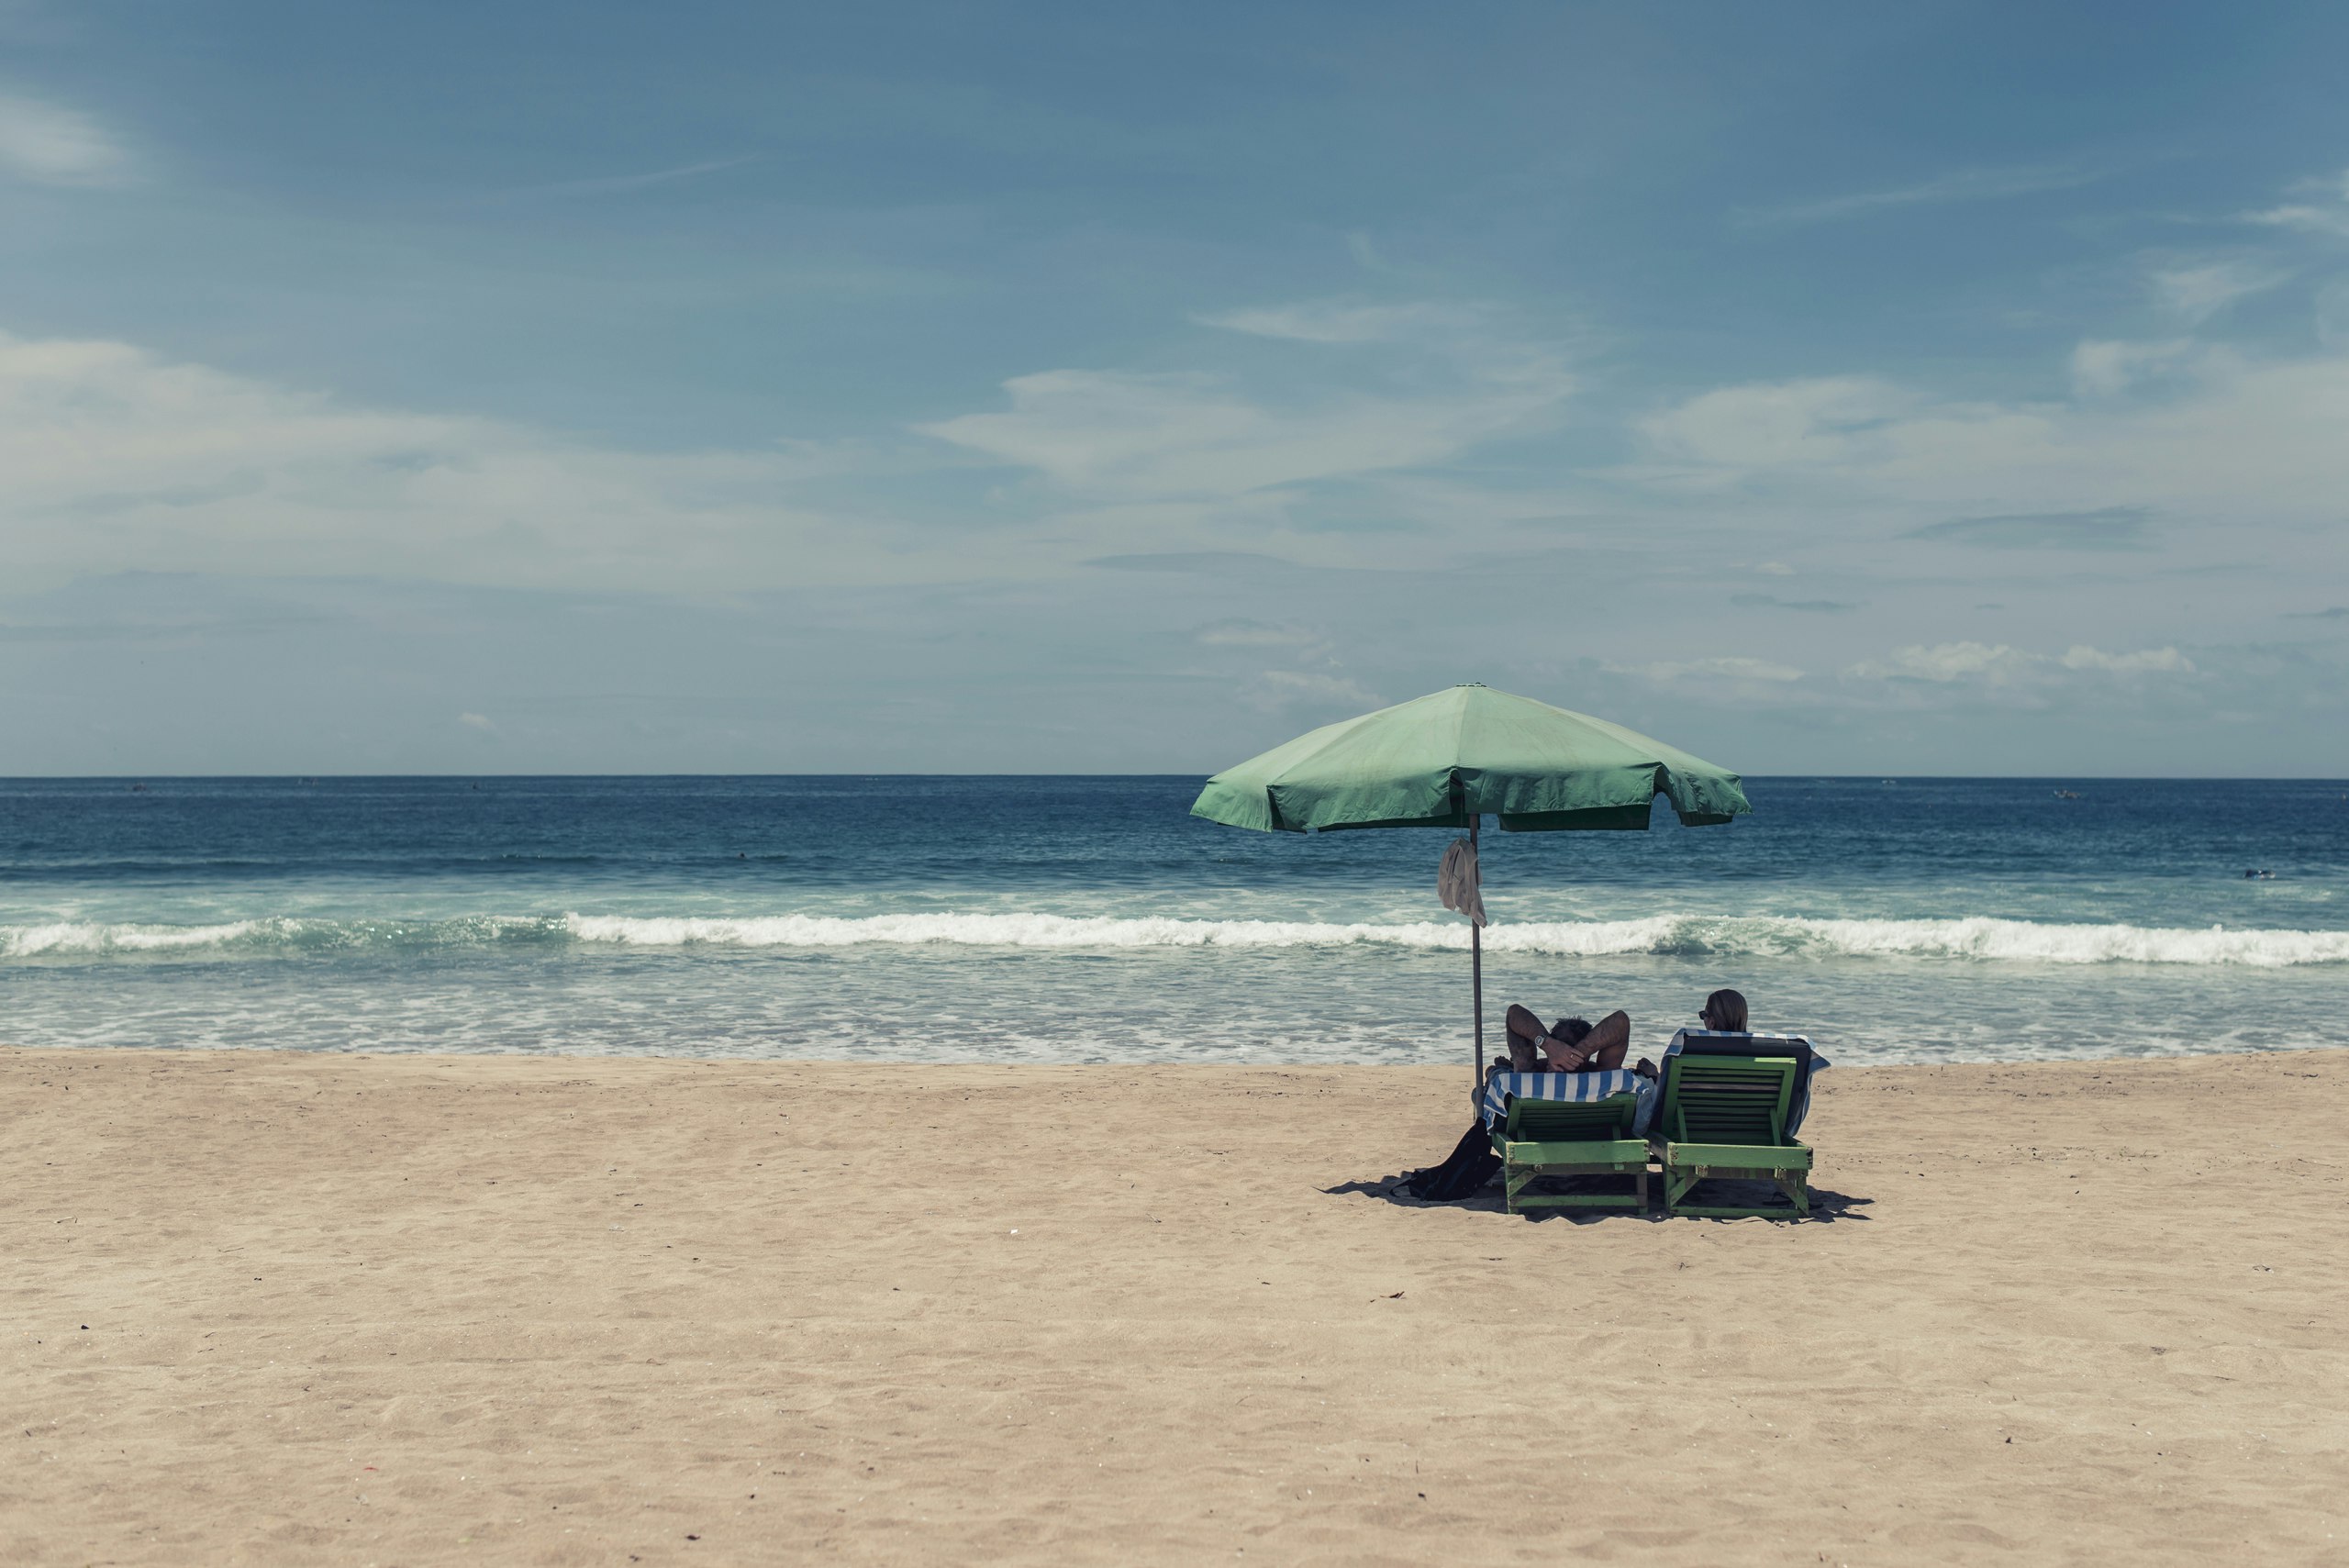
1506;1139;1649;1166
1653;1139;1811;1170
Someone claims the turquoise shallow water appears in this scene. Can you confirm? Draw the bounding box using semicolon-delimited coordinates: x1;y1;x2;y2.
3;775;2344;1065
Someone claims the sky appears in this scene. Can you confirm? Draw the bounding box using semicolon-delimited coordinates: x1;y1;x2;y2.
3;0;2347;776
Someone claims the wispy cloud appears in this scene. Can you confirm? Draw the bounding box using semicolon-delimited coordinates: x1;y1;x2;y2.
1736;164;2099;228
513;155;763;198
1729;592;1859;612
1194;617;1319;647
1085;551;1295;576
2058;644;2195;674
1905;506;2152;550
1244;669;1381;712
1608;656;1804;684
1846;641;2193;686
920;300;1572;499
2070;338;2195;398
923;367;1546;495
1195;300;1479;344
1628;351;2349;538
1635;375;1912;475
0;330;885;592
0;91;132;186
2148;259;2292;323
2239;169;2349;239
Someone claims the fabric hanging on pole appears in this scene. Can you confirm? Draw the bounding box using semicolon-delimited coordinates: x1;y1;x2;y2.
1437;836;1486;928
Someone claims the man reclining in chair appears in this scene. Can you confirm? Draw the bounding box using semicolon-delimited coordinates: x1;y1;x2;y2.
1410;1003;1636;1204
1485;1003;1632;1084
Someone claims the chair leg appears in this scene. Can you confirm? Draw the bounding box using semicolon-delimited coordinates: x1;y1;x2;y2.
1778;1171;1809;1216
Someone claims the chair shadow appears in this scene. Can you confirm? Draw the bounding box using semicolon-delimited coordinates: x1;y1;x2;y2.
1653;1177;1876;1224
1325;1173;1875;1224
1324;1173;1645;1223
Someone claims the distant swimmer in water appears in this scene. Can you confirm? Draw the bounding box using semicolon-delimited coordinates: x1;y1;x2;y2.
2244;868;2276;879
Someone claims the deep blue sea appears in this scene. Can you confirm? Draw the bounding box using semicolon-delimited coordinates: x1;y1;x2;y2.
3;776;2344;1067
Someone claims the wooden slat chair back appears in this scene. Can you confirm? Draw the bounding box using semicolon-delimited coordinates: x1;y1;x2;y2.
1490;1091;1649;1215
1653;1054;1812;1218
1670;1058;1794;1145
1514;1096;1637;1142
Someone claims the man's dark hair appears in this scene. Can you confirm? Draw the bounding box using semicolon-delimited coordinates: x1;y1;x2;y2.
1553;1018;1594;1047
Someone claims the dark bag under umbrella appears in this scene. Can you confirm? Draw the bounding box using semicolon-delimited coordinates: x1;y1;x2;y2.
1403;1121;1501;1201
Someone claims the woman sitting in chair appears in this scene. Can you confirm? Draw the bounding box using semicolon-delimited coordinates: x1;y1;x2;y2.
1697;988;1747;1033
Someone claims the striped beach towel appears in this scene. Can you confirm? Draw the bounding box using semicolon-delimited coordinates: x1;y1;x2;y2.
1481;1068;1653;1131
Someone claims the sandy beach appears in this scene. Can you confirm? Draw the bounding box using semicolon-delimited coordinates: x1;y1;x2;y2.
5;1046;2344;1566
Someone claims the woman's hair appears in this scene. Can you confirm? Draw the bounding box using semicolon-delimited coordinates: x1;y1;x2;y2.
1700;989;1748;1032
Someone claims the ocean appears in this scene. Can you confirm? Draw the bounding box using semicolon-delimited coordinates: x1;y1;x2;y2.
3;775;2344;1069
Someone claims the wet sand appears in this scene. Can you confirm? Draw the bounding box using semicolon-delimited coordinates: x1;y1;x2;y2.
4;1046;2344;1565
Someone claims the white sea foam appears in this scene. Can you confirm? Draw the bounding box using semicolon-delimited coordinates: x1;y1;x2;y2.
1;919;267;957
6;910;2344;966
0;914;551;959
557;910;2349;967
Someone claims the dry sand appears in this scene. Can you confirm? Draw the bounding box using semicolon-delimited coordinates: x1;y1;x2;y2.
4;1046;2345;1566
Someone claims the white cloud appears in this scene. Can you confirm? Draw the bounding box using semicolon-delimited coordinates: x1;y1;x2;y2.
1846;642;2194;686
1637;376;1914;474
921;353;1568;501
1738;164;2099;228
457;712;495;730
1905;506;2149;550
1629;347;2349;530
1845;641;2039;685
0;92;131;186
2058;644;2196;674
1195;618;1319;647
1608;656;1805;684
921;297;1573;506
1195;300;1479;344
0;330;881;592
2320;279;2349;350
1245;669;1382;712
517;155;762;198
2069;339;2194;398
2240;171;2349;239
2148;260;2291;324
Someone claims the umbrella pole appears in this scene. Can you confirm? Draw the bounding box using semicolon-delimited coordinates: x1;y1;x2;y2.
1470;814;1484;1095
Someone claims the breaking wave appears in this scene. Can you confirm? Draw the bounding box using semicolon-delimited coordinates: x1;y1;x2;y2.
7;910;2344;967
0;915;560;959
560;912;2349;965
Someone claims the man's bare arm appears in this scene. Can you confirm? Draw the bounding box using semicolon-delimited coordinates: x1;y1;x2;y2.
1542;1009;1631;1069
1584;1009;1632;1069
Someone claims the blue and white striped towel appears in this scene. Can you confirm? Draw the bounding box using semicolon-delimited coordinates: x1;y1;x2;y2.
1481;1069;1653;1133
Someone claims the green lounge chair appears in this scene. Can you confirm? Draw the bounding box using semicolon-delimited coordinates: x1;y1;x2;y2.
1650;1052;1811;1218
1488;1092;1649;1214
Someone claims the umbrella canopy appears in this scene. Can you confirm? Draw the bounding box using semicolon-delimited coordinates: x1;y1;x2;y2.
1191;684;1750;1102
1191;684;1750;834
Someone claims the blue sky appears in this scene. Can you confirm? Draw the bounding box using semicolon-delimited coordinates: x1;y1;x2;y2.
4;1;2347;773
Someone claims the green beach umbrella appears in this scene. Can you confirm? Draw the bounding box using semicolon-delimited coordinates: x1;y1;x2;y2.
1191;684;1751;1095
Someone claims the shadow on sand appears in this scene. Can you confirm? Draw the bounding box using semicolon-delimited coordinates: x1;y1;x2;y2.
1326;1173;1875;1224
